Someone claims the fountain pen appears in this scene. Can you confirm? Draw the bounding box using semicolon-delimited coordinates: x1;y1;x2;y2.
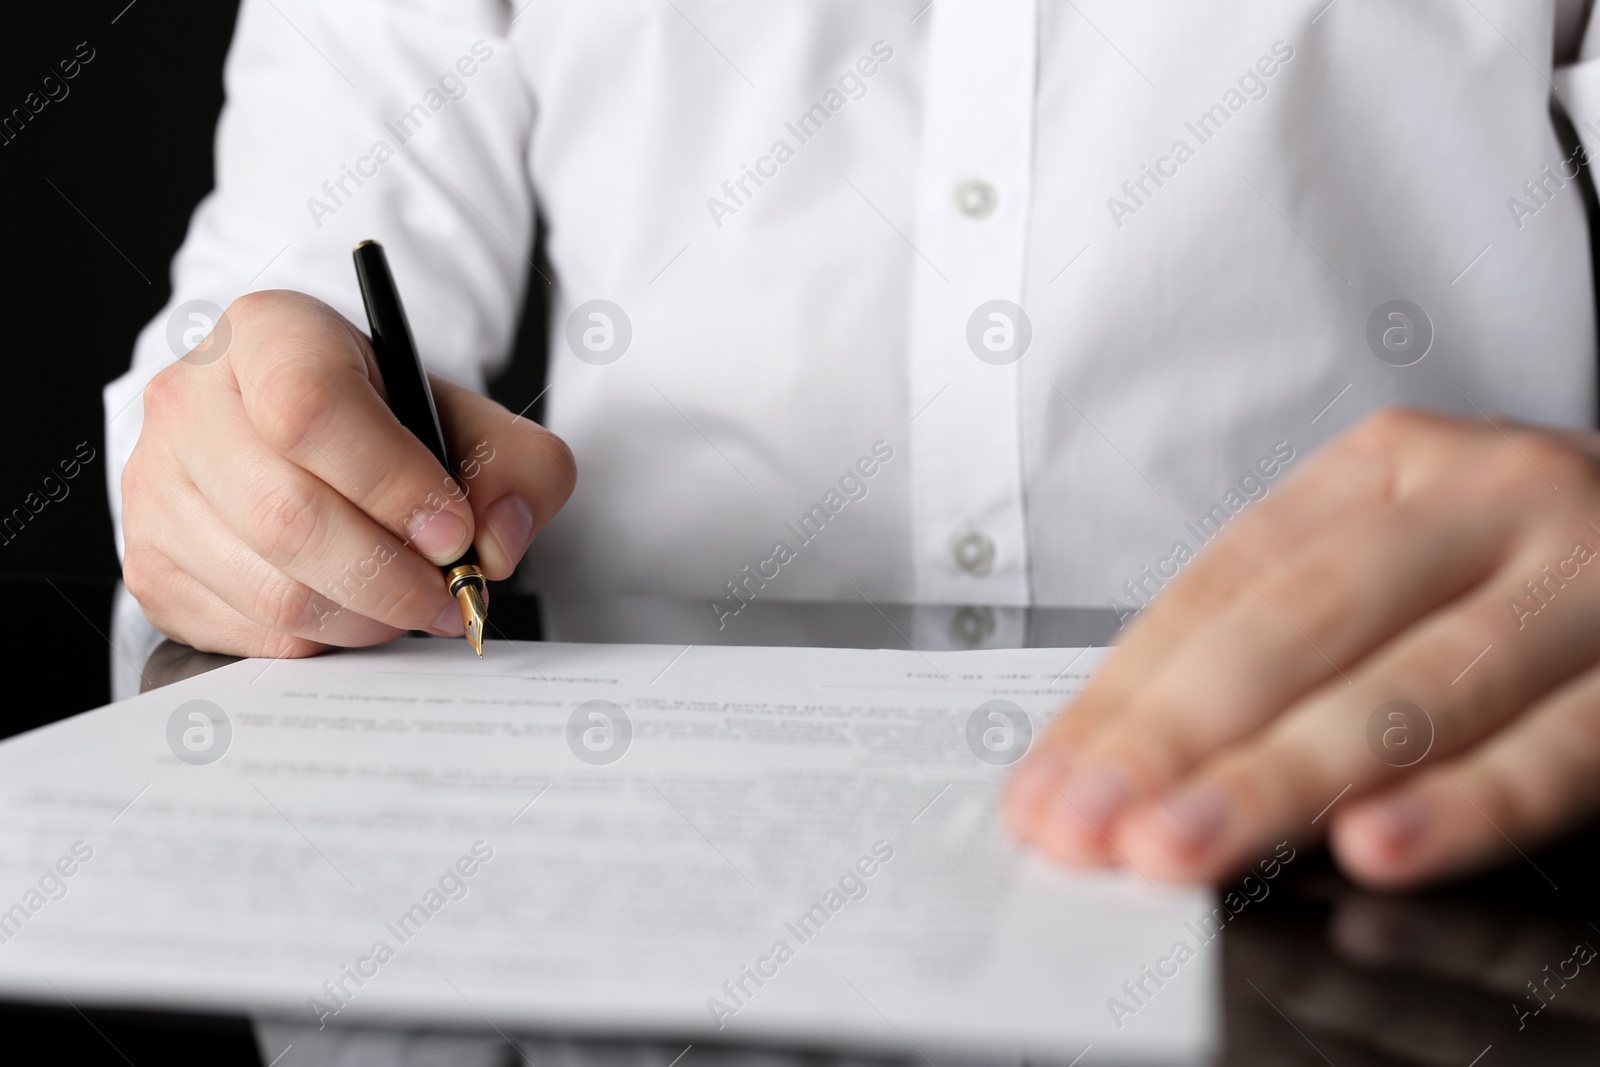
352;239;489;656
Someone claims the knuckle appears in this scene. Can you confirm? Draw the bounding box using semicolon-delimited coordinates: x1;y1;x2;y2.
224;289;283;326
527;428;579;512
1117;726;1191;786
1339;406;1458;467
1511;434;1587;488
1350;406;1429;449
1464;436;1578;505
1247;734;1330;811
226;290;333;349
139;365;187;425
1389;637;1485;697
369;464;434;531
1463;768;1532;832
1119;690;1206;779
1480;446;1535;491
246;479;327;566
251;357;341;455
245;569;319;633
121;544;166;613
1380;405;1447;437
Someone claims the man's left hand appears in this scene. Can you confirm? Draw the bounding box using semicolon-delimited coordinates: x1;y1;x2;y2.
1005;408;1600;888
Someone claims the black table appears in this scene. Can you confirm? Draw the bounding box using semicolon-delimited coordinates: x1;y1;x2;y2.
7;577;1600;1067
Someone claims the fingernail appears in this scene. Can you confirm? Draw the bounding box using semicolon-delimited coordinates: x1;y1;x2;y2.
1053;766;1130;831
1368;796;1429;850
1008;751;1073;818
485;495;535;562
1158;786;1230;849
431;602;465;636
408;510;469;562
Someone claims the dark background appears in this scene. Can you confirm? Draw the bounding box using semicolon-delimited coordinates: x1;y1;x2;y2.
0;0;550;733
3;0;238;582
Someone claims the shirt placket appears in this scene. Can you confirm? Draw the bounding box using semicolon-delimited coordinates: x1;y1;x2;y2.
907;0;1038;606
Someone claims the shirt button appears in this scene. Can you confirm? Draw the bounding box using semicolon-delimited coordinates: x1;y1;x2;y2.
954;180;996;218
951;605;996;647
952;532;995;576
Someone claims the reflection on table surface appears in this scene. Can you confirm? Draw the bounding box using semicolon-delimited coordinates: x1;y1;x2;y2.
236;853;1600;1067
129;592;1126;695
118;590;1600;1066
1223;858;1600;1066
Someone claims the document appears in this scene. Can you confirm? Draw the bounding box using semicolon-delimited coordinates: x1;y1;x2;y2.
0;640;1215;1065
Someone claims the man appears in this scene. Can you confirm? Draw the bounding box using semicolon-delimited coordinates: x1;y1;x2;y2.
107;0;1600;890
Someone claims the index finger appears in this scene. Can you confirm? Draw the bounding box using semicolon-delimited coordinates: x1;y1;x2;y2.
225;290;478;566
1006;411;1473;836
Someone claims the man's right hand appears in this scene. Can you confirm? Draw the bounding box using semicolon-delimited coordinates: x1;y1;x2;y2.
122;290;576;658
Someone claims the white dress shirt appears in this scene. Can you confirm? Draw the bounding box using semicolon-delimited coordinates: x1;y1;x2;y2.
105;0;1600;620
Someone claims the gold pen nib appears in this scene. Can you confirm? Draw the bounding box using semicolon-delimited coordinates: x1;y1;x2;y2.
446;565;489;657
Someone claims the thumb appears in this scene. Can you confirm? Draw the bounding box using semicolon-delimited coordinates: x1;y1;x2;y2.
430;375;577;580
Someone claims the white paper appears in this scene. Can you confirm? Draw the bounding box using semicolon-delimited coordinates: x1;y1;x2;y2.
0;639;1215;1065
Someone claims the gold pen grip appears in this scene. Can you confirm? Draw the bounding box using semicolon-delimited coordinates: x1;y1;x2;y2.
446;564;489;657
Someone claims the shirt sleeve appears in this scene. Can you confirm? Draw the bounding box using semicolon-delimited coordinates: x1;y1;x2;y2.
101;0;533;560
1557;1;1600;154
